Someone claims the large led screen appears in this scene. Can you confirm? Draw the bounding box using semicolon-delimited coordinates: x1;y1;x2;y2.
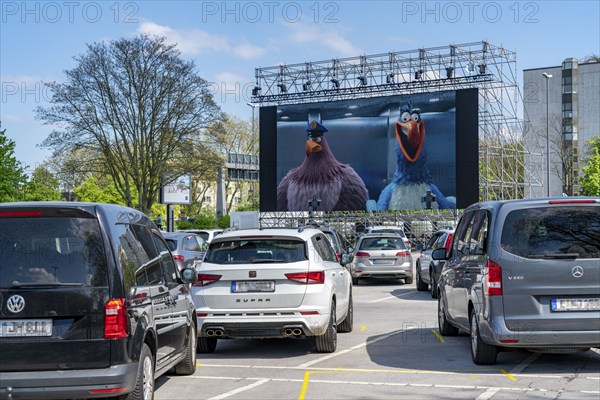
259;88;478;212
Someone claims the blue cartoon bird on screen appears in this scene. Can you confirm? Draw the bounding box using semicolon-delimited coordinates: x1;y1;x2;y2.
375;102;456;210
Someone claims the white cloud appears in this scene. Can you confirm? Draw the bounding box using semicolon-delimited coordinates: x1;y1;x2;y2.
137;22;229;55
136;22;267;60
233;43;267;60
287;24;361;57
214;72;251;86
0;114;23;123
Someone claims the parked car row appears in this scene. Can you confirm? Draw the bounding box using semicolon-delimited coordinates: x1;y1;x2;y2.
1;197;598;400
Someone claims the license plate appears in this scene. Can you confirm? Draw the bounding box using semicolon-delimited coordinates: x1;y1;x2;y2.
0;319;53;337
232;281;275;293
372;259;394;265
551;298;600;312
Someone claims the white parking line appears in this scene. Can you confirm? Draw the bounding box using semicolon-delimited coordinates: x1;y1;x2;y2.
207;378;270;400
475;387;499;400
509;353;541;375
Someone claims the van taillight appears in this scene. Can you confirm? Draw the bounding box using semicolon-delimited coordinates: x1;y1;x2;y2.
0;211;43;217
285;271;324;284
104;298;128;339
193;274;222;286
444;233;454;253
485;260;503;296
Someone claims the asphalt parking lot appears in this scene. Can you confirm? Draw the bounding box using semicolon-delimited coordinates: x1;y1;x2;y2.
154;258;600;400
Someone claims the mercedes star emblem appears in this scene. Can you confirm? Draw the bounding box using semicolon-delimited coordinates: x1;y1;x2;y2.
7;294;26;314
571;266;584;278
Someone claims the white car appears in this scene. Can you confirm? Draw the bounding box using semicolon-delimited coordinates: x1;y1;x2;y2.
180;228;223;244
192;227;354;353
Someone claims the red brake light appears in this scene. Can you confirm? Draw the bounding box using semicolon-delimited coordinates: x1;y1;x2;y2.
336;253;342;261
89;388;127;395
355;252;370;257
285;271;325;284
0;211;43;217
548;199;597;204
193;273;222;286
485;260;503;296
173;255;185;262
396;251;410;257
444;233;454;253
104;298;128;339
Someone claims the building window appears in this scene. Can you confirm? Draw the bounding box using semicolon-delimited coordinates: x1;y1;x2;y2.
204;195;212;203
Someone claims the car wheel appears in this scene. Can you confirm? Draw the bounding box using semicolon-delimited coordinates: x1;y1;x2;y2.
430;273;438;299
127;343;154;400
337;291;353;333
416;265;428;291
438;296;459;336
197;336;217;353
315;301;337;353
352;277;359;285
404;276;413;285
174;323;197;375
470;312;498;365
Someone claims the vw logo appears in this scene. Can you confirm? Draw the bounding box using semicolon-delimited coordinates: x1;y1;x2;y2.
7;295;25;314
572;266;584;278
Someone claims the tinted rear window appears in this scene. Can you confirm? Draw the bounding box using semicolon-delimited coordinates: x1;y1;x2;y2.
165;239;177;252
359;237;407;250
0;217;108;287
501;206;600;259
206;239;307;264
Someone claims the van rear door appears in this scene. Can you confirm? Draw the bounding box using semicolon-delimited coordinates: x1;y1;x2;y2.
0;206;111;371
498;201;600;332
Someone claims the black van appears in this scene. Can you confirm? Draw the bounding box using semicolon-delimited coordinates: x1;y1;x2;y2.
0;202;198;399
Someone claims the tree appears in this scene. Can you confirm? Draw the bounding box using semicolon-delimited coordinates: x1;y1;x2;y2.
37;34;222;213
23;166;62;201
580;137;600;196
0;126;27;202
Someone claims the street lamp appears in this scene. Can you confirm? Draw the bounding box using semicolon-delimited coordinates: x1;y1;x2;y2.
247;102;258;204
542;72;552;197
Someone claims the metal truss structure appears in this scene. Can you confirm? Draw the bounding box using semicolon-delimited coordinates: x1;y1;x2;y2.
252;41;538;204
259;210;460;249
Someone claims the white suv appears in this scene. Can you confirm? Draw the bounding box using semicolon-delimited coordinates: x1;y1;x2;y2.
192;227;354;353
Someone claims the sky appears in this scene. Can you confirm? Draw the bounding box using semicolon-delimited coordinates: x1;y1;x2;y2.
1;0;599;172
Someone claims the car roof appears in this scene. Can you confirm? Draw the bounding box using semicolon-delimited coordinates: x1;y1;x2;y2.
163;232;204;240
357;233;404;239
464;196;600;213
213;227;321;242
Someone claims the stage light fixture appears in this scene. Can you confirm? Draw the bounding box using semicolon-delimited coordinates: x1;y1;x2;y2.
251;86;261;96
277;83;287;93
330;78;340;88
479;64;486;74
386;73;395;84
357;76;367;86
302;81;311;91
414;70;423;80
446;67;454;79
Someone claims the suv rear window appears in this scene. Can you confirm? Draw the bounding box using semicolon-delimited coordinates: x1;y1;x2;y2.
206;239;307;264
501;206;600;259
0;217;108;287
359;237;407;250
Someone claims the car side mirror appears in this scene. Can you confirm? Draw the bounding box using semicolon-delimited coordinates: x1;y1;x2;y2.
340;253;354;266
180;267;198;284
346;246;354;254
431;248;448;261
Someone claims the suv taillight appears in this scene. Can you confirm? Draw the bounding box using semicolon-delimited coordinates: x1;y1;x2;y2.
173;255;185;262
104;298;128;339
285;271;324;284
484;260;502;296
193;274;222;286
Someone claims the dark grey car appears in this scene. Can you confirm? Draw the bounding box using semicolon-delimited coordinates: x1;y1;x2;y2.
434;197;600;365
415;229;454;298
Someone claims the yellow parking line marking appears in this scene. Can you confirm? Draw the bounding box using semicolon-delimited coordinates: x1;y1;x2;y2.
432;330;446;343
360;325;366;331
500;369;517;381
298;370;341;400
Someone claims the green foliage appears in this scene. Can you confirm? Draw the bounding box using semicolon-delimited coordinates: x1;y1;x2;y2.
235;199;260;211
0;127;27;202
217;214;230;229
24;166;62;201
580;142;600;196
74;176;126;204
